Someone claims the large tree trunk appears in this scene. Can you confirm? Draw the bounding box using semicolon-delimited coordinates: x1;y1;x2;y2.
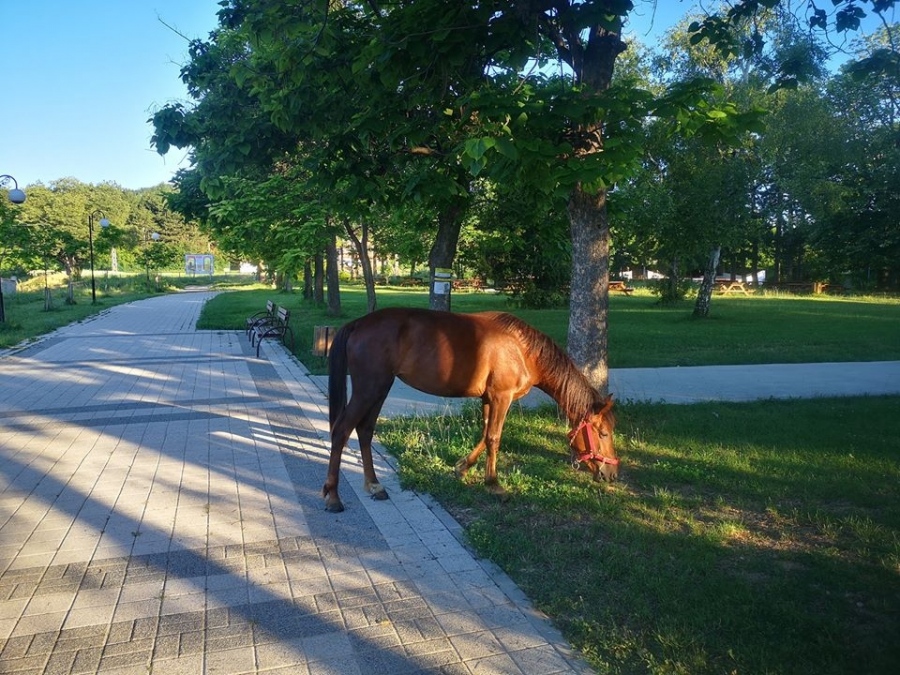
567;185;611;394
325;234;341;316
693;245;721;318
428;199;465;312
560;27;625;393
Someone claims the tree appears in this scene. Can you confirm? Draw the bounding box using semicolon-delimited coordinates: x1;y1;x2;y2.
152;0;897;392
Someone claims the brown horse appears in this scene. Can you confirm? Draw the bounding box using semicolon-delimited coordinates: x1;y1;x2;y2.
324;308;617;513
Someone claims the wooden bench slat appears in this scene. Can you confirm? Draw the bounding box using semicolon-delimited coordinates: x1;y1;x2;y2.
245;300;276;338
250;306;294;357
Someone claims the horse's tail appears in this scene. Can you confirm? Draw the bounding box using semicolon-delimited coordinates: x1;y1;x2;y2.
328;322;353;430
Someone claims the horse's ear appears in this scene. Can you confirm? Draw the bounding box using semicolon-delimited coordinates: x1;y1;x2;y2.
592;394;614;415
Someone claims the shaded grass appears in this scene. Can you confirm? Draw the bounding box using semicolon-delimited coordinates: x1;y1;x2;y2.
377;396;900;675
199;286;900;373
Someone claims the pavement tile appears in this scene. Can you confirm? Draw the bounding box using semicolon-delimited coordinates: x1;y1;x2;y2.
0;294;599;674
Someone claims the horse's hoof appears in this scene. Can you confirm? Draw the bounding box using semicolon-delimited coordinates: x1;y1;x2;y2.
368;484;390;501
454;459;469;478
485;483;508;499
325;501;345;513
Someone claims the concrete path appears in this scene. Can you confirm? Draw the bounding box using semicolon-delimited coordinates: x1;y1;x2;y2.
1;292;897;674
311;360;900;417
0;293;590;675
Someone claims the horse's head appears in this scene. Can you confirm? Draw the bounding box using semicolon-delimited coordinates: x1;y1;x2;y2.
568;395;618;481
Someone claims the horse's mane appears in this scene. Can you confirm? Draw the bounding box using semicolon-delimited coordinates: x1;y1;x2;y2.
487;312;606;423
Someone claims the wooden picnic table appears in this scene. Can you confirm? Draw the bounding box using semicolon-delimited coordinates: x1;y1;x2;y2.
715;280;752;296
609;280;635;295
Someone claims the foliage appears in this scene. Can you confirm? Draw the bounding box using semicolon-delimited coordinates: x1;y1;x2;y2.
150;0;899;395
460;180;572;306
3;179;212;281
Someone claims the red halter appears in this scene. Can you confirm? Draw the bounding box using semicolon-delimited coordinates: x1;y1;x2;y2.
567;419;619;467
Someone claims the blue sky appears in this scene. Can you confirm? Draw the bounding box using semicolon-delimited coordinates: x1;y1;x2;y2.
1;0;222;191
0;0;695;191
1;1;885;192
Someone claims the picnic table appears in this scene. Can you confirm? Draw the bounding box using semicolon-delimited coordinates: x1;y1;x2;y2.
765;281;842;294
609;280;635;295
715;280;752;296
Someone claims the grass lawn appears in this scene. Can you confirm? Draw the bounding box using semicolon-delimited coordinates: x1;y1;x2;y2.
199;285;900;372
377;396;900;674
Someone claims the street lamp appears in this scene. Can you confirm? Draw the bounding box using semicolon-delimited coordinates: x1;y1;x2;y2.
145;231;160;281
1;174;26;204
0;174;26;323
88;209;110;304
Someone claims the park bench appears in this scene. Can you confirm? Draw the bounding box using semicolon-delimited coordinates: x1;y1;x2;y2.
250;306;295;358
245;300;275;339
609;280;635;295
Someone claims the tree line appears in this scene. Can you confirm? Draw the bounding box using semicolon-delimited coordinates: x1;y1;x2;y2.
147;0;897;392
1;179;211;304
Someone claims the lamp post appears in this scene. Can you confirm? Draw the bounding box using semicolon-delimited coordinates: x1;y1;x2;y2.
87;209;110;304
1;174;26;204
145;231;160;281
0;174;26;324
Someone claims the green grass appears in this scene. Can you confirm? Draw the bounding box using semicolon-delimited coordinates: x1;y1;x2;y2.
198;285;900;372
377;397;900;675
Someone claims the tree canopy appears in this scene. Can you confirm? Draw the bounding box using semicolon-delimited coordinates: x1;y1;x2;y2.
148;0;899;389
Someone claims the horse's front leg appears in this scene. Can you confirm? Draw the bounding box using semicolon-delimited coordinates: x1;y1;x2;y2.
455;401;490;478
482;396;512;495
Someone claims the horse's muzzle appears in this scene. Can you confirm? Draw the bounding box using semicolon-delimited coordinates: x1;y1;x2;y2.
596;460;619;482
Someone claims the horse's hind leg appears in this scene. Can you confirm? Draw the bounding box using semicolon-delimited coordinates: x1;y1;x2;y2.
355;385;392;501
324;380;389;512
324;415;354;513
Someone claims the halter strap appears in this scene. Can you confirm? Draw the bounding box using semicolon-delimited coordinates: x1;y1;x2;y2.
567;419;619;466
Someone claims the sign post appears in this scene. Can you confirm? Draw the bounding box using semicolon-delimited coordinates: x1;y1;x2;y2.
433;267;452;311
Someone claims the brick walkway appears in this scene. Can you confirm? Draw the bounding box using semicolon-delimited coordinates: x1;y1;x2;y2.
0;293;590;674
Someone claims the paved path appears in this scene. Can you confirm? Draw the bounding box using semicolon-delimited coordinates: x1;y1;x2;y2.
0;293;589;675
2;293;897;675
312;359;900;416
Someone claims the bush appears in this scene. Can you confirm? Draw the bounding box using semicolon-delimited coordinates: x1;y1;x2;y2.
506;281;568;309
650;276;693;305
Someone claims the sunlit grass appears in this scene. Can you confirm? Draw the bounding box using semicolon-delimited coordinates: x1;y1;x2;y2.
378;396;900;674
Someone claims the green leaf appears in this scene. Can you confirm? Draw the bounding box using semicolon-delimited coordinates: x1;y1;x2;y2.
494;138;518;160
